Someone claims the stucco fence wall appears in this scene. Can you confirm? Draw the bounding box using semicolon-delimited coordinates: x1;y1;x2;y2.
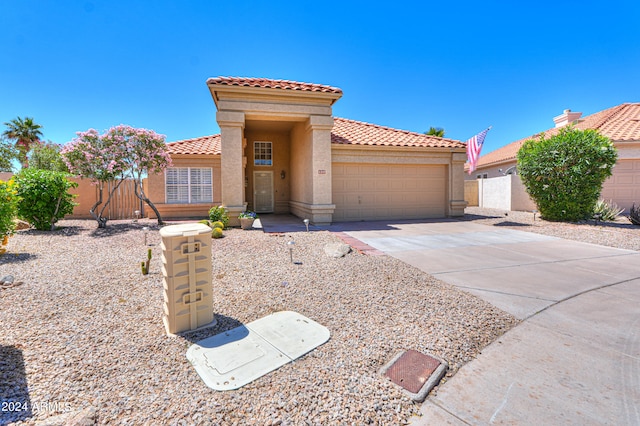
468;174;537;212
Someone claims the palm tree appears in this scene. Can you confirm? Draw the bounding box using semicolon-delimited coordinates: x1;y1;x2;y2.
2;116;43;168
425;127;445;137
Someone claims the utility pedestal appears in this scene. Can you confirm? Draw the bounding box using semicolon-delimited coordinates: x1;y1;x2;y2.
160;223;216;335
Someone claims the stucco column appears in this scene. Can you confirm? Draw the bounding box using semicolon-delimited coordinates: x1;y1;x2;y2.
308;115;335;224
449;151;468;216
217;111;246;226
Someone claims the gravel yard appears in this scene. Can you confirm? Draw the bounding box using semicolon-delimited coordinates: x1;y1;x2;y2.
1;209;637;425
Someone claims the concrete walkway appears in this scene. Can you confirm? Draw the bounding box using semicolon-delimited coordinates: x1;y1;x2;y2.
342;220;640;425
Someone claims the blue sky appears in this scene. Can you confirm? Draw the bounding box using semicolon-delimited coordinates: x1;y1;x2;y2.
2;1;639;158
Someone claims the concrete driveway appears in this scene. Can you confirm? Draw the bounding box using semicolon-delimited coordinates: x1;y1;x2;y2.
342;220;640;425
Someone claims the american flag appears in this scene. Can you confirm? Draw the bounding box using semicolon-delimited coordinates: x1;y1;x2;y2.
466;127;491;175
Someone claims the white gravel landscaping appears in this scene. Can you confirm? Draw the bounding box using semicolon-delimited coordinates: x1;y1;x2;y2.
2;209;636;425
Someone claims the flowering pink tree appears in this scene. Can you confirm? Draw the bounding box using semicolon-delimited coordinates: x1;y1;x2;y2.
103;125;172;224
62;125;171;228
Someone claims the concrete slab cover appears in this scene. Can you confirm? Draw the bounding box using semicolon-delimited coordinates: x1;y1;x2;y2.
187;311;330;390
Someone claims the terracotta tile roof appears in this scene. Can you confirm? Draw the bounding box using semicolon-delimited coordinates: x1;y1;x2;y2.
331;117;466;149
207;77;343;95
166;118;466;154
477;103;640;168
166;135;221;155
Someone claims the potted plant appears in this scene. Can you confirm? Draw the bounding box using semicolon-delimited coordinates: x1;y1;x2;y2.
238;210;258;230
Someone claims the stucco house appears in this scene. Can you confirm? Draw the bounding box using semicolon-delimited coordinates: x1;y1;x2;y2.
466;103;640;211
146;77;468;225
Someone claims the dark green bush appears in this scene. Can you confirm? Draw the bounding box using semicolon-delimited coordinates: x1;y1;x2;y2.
517;127;617;221
13;168;78;230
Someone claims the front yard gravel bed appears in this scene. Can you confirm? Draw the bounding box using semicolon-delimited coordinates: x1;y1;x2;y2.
1;219;518;425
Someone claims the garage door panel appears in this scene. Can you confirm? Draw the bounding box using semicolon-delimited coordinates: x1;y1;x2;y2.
333;163;446;221
601;159;640;211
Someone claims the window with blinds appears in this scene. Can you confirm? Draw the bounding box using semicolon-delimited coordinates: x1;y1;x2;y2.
165;167;212;203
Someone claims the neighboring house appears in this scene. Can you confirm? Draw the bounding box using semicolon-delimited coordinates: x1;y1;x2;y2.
146;77;468;225
467;103;640;211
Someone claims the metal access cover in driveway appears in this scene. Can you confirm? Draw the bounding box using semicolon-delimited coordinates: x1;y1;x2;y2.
187;311;330;390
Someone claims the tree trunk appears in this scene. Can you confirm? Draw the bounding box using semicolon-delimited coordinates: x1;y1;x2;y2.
89;183;107;228
134;180;164;226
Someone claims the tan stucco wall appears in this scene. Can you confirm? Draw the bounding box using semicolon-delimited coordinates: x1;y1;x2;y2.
146;154;221;219
69;177;100;219
474;174;538;212
289;122;312;206
511;174;537;211
244;129;291;213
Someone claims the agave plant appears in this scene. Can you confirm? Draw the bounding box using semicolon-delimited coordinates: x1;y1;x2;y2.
593;199;624;222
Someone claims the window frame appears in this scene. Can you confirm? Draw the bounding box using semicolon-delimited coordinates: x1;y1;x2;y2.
253;141;273;167
165;167;213;204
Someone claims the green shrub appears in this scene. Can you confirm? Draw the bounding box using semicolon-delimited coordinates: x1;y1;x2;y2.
198;219;211;227
0;178;18;239
208;206;229;228
593;199;624;221
13;168;78;230
211;227;223;239
517;127;617;221
211;221;224;230
28;142;69;172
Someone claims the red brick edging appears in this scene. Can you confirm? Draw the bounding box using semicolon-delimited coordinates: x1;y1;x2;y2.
332;232;385;256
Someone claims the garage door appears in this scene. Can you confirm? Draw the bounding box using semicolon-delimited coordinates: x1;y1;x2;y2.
601;159;640;211
332;163;447;221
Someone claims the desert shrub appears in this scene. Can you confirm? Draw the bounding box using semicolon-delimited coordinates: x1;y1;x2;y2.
211;221;224;230
517;127;617;221
593;199;624;221
0;178;18;239
198;219;211;227
13;168;78;230
629;204;640;226
211;227;223;239
208;206;229;228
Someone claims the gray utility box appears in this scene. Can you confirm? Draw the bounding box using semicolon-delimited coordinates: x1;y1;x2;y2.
159;223;215;335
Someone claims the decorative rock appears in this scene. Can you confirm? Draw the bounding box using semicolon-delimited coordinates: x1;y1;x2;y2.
324;242;351;258
35;406;97;425
10;214;622;424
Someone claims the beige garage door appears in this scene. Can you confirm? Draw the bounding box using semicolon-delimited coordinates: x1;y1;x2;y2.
332;163;447;221
601;159;640;211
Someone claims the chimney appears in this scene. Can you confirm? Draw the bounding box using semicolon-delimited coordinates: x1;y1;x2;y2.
553;109;582;128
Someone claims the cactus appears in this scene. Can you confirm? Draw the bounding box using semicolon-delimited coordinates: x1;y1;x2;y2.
141;248;152;275
212;227;223;239
198;219;211;227
212;221;224;230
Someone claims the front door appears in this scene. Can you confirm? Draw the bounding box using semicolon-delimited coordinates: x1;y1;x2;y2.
253;171;274;213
